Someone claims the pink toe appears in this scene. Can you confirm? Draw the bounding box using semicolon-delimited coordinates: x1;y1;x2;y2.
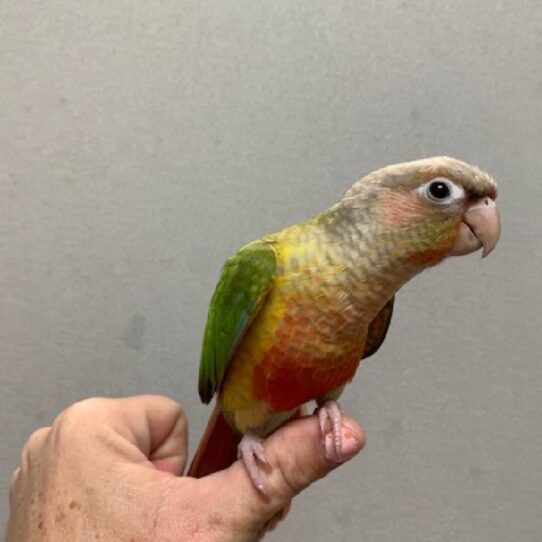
324;431;361;462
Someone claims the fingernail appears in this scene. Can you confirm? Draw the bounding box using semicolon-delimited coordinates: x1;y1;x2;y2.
340;434;362;461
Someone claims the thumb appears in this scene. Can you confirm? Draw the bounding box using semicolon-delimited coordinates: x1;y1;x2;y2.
206;414;364;535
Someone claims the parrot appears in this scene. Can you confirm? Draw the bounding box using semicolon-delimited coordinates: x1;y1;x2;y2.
188;156;501;493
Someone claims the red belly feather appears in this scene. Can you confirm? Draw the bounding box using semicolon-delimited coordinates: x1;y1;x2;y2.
252;347;361;411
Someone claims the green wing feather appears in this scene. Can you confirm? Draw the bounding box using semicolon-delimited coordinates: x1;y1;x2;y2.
362;296;394;359
198;240;277;403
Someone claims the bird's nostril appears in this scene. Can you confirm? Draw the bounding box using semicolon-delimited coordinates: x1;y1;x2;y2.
485;198;489;205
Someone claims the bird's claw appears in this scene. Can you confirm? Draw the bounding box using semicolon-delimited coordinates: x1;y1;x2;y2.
238;433;269;494
318;400;344;463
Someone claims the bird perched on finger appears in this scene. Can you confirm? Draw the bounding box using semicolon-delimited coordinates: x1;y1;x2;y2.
188;156;501;493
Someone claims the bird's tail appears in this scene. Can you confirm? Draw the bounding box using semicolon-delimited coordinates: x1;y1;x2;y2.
187;403;241;478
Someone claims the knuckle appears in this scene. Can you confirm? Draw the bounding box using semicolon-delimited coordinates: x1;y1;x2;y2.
54;397;109;427
166;396;185;416
21;427;50;459
170;401;188;431
139;395;188;434
145;395;187;419
274;458;303;498
52;398;112;444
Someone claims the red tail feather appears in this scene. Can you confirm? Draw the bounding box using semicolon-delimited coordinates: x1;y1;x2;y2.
187;404;240;478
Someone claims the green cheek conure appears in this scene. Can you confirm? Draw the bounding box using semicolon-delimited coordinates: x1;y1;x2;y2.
188;156;501;492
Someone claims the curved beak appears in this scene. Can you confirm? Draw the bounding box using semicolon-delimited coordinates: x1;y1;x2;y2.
449;197;501;258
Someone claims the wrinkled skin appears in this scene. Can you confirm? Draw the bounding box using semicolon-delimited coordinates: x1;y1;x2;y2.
7;395;364;542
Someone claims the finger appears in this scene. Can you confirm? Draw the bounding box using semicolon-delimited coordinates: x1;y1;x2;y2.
114;395;189;473
150;410;189;475
9;467;21;498
56;396;189;473
20;427;50;468
23;427;50;453
206;414;364;525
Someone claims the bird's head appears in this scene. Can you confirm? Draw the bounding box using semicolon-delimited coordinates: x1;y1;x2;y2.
341;156;501;268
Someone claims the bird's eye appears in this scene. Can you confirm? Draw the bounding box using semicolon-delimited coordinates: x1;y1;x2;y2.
428;181;450;199
419;178;464;206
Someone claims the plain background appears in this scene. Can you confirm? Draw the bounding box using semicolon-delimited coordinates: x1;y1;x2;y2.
1;1;541;540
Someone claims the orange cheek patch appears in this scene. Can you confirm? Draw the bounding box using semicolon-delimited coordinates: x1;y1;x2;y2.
405;221;460;266
406;246;450;266
377;190;428;226
377;190;460;266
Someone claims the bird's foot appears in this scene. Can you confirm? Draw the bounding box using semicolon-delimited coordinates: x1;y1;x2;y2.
318;400;344;463
238;432;269;494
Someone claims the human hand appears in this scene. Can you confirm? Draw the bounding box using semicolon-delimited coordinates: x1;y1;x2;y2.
7;395;364;541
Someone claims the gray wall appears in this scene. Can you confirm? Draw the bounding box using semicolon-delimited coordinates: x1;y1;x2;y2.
1;1;541;540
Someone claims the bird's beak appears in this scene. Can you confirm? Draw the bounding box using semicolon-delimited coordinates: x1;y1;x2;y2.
449;197;501;258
